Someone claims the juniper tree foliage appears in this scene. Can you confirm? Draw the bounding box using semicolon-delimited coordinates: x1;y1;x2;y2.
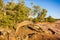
0;0;29;28
0;0;55;28
46;16;55;22
0;0;3;10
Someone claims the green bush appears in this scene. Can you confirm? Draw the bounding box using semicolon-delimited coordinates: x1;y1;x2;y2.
47;16;55;22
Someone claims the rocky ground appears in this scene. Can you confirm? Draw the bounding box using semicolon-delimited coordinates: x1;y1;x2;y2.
0;20;60;40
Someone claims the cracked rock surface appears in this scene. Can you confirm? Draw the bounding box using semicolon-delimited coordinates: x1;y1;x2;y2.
0;21;60;40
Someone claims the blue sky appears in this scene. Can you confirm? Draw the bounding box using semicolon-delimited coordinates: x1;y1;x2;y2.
4;0;60;19
25;0;60;19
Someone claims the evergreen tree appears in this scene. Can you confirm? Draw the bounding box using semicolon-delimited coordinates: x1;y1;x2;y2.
38;9;47;22
47;16;55;22
0;0;3;10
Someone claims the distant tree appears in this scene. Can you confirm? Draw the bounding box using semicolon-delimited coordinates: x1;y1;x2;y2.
28;4;47;22
28;5;41;21
33;5;41;15
38;9;47;22
47;16;55;22
18;0;24;4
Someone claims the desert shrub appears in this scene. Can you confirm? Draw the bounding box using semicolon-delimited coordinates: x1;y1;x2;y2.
47;16;56;22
